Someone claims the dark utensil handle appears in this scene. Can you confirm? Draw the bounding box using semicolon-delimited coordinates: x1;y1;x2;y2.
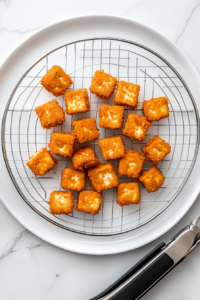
90;242;166;300
111;253;174;300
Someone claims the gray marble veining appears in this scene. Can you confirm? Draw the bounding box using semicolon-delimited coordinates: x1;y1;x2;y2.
176;1;200;43
0;1;200;299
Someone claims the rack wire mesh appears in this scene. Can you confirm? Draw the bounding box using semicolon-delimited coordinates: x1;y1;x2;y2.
2;38;199;235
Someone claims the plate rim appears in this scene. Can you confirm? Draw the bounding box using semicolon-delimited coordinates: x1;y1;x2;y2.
0;15;200;254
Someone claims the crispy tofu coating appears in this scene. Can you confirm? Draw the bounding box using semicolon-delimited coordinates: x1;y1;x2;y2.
72;118;99;143
122;114;151;142
35;99;65;129
41;65;73;97
142;136;171;165
65;89;90;115
61;167;86;191
118;149;145;178
139;166;164;193
26;148;57;176
49;191;74;215
143;97;169;122
99;104;124;129
99;136;125;160
76;190;103;215
90;70;117;101
114;81;140;109
48;131;75;157
71;146;100;170
88;163;119;192
117;182;140;206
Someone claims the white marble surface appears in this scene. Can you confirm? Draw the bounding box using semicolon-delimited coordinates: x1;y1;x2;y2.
1;0;200;299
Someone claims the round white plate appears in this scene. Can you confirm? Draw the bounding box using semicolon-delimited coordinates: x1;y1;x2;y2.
1;15;200;255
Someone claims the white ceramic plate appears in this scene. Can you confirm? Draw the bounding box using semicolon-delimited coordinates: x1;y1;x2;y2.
0;15;200;255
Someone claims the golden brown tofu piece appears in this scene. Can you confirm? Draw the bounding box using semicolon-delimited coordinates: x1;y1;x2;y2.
71;146;100;170
61;167;86;191
117;182;140;206
114;81;140;109
143;97;169;122
142;136;171;165
48;131;75;157
72;118;100;143
26;148;57;176
35;99;65;129
76;190;103;215
41;65;73;97
99;105;124;129
90;70;117;101
88;163;119;192
99;136;125;160
122;114;151;142
65;89;90;115
49;191;74;214
139;166;164;193
118;149;145;178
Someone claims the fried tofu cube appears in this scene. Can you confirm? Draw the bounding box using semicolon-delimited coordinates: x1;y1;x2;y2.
90;70;117;101
72;118;99;143
114;81;140;109
88;163;119;192
49;191;74;214
117;182;140;206
41;65;73;97
76;190;103;215
99;105;124;129
35;99;65;129
99;136;125;160
71;146;100;170
142;136;171;165
143;97;169;122
139;166;165;193
61;167;86;191
26;148;57;176
48;131;75;157
122;114;151;142
118;149;145;178
65;89;90;115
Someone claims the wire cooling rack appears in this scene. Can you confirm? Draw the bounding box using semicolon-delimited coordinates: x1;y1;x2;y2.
2;38;199;235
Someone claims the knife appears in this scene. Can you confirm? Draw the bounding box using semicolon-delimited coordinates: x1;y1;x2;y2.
90;215;200;300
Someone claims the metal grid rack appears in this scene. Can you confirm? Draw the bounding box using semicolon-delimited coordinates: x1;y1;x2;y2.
2;38;199;235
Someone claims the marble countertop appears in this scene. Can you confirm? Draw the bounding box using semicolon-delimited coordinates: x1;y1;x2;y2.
1;0;200;299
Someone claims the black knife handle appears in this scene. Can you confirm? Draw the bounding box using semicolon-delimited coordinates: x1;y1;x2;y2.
111;253;174;300
90;242;166;300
